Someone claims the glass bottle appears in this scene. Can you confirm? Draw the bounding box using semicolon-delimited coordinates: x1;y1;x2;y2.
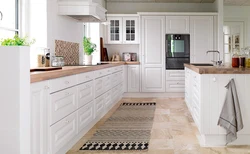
231;50;239;68
245;47;250;68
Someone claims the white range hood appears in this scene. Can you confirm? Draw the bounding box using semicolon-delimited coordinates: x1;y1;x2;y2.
58;0;107;22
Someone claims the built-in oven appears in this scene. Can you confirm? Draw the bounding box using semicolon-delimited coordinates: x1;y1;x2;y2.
166;34;190;70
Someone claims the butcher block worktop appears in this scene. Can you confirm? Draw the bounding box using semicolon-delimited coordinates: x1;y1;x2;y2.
184;63;250;74
30;61;140;83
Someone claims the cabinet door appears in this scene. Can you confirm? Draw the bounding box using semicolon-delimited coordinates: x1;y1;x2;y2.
94;77;105;98
107;17;123;44
123;17;139;44
166;16;189;34
190;16;214;63
49;87;77;125
78;101;94;132
127;65;140;92
30;81;49;154
95;94;105;118
78;81;94;108
141;16;165;92
50;112;77;154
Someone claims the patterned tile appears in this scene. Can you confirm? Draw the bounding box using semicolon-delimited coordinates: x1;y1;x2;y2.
55;40;79;65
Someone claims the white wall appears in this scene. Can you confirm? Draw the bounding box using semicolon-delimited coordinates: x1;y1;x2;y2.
105;44;139;61
107;2;216;14
47;0;84;63
224;6;250;47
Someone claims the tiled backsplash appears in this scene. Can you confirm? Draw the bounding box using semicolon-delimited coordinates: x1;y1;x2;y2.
55;40;79;65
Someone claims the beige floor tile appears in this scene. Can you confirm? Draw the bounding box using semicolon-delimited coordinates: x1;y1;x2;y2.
67;98;250;154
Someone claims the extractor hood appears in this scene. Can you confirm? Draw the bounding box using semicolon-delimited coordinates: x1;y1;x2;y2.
58;0;107;22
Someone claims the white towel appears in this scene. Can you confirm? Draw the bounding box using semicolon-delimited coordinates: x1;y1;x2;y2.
217;79;243;144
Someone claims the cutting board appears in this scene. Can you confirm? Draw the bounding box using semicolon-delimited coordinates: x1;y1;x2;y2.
30;67;62;72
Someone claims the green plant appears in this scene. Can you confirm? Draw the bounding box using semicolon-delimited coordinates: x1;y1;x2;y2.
83;36;96;55
0;35;35;46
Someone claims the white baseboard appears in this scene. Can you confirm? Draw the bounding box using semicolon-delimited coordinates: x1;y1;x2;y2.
123;92;184;98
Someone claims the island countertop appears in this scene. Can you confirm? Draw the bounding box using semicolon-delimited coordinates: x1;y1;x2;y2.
30;61;140;83
184;63;250;74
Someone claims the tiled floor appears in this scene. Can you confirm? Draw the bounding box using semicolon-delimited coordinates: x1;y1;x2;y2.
67;98;250;154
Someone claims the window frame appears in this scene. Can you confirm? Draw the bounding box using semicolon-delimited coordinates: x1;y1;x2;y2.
0;0;19;35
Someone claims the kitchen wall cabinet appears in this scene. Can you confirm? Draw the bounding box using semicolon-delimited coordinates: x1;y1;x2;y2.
106;15;139;44
30;81;49;154
141;16;165;92
190;16;214;63
166;16;189;34
127;65;140;92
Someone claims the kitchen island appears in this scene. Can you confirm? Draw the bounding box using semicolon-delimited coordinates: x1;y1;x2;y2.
184;63;250;147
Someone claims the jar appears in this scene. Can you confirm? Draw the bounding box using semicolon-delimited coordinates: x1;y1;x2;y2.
239;56;245;68
232;54;239;67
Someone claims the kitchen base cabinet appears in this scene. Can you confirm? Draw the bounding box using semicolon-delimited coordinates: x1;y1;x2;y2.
50;112;77;154
166;70;185;93
30;81;49;154
78;81;94;108
127;65;140;92
78;101;94;133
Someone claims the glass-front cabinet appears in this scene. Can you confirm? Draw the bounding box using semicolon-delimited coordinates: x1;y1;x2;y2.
106;15;139;44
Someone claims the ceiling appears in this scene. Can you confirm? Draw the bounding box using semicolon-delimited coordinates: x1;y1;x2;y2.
106;0;250;6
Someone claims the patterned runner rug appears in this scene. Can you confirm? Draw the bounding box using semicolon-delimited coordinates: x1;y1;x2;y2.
80;102;156;151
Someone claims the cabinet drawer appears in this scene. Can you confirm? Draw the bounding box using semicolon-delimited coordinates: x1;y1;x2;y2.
112;71;123;87
49;87;77;125
95;68;112;79
166;70;185;81
166;81;185;92
112;65;123;73
78;81;94;108
77;72;94;84
105;90;113;108
112;85;119;102
95;94;105;117
95;77;105;98
50;112;77;154
50;75;77;93
104;75;112;92
78;101;94;132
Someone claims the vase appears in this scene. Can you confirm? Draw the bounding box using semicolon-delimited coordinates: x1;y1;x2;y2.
84;55;92;65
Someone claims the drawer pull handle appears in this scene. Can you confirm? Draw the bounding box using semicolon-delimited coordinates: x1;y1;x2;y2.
65;81;69;84
65;120;70;123
44;86;50;89
86;76;89;78
65;92;70;96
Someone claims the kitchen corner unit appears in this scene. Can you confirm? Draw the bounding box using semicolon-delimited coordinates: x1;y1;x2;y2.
185;64;250;147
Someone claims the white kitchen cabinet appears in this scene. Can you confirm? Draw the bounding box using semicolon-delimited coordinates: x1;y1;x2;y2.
95;93;105;118
78;81;94;108
106;15;139;44
141;16;165;92
190;16;214;63
166;16;189;34
30;81;49;154
127;65;140;92
107;17;123;44
49;86;78;125
166;70;185;92
78;101;94;132
50;112;77;154
94;77;105;98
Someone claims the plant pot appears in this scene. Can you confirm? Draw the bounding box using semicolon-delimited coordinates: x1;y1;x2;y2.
84;55;92;65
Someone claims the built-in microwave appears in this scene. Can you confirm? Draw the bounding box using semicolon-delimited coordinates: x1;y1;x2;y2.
166;34;190;70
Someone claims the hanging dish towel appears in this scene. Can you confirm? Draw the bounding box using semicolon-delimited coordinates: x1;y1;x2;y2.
217;78;243;144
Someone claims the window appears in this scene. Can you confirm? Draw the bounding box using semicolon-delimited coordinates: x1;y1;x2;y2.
0;0;19;39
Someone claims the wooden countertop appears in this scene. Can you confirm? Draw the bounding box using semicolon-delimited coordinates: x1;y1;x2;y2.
30;61;140;83
184;63;250;74
101;61;140;65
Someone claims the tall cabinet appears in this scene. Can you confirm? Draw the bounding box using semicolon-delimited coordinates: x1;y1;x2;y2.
141;16;165;92
190;16;214;63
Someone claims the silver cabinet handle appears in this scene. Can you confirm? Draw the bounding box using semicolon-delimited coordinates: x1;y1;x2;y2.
44;86;50;89
65;81;69;84
0;11;3;20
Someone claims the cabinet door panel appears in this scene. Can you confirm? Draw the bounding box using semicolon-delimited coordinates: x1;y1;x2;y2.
190;16;214;63
50;112;77;154
50;87;77;125
123;17;139;44
127;65;139;92
95;77;105;98
141;16;165;92
78;101;94;132
166;16;189;34
107;17;123;44
78;81;94;108
142;67;165;92
95;94;105;118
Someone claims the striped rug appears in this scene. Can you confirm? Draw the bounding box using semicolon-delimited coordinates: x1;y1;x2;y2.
80;102;156;151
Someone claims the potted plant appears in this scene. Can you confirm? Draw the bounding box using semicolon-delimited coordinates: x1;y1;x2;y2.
83;36;96;65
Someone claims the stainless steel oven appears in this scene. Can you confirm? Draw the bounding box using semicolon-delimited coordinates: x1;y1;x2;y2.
166;34;190;70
